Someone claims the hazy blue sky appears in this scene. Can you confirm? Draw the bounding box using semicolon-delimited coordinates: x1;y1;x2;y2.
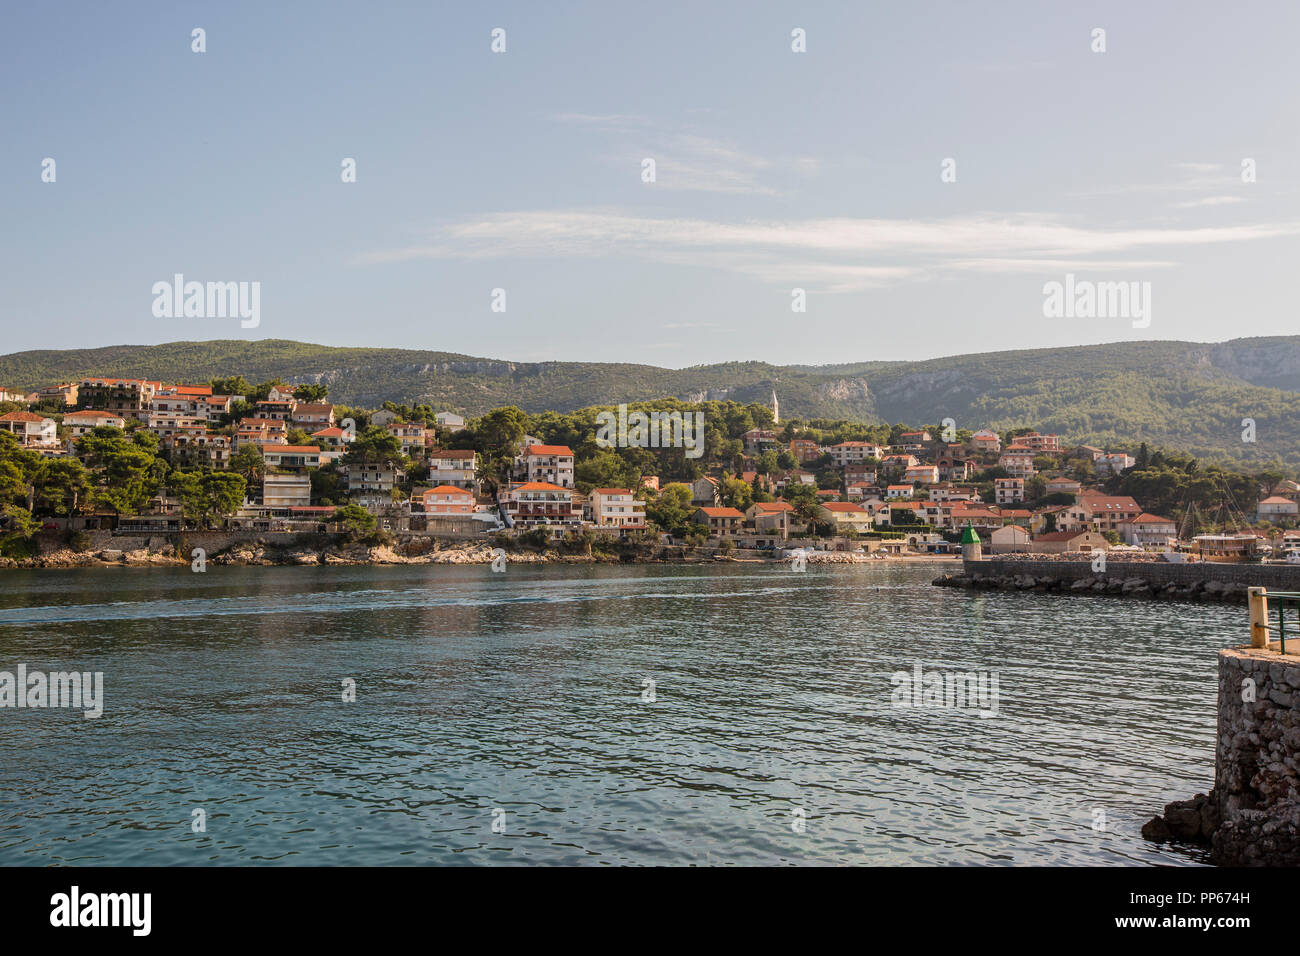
4;1;1298;366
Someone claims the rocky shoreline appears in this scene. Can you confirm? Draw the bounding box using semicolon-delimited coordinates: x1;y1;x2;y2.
0;540;915;570
932;569;1252;603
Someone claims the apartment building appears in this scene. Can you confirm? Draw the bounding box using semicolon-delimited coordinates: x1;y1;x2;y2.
427;449;477;490
262;473;312;509
994;478;1025;505
998;448;1036;479
501;482;581;529
517;444;574;488
78;378;160;418
62;409;126;438
586;488;647;531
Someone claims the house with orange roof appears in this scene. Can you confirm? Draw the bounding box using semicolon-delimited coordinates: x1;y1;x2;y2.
886;483;914;499
817;500;873;533
414;485;476;515
692;506;745;535
516;444;574;488
587;488;647;530
746;500;794;538
1118;513;1178;548
291;402;336;430
970;429;1002;454
500;481;580;529
262;444;322;470
1257;496;1299;521
0;410;57;447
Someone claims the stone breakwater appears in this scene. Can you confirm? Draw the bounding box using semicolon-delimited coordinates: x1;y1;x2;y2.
1142;647;1300;866
933;569;1251;603
932;557;1300;605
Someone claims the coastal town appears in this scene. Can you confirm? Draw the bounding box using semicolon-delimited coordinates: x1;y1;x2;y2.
0;376;1296;561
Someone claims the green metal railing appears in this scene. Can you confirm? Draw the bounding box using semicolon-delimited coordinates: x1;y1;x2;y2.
1258;590;1300;654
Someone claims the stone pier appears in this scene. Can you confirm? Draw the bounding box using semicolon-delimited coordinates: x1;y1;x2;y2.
1144;644;1300;864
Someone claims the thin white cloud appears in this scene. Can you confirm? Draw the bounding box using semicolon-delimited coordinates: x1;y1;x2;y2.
359;210;1300;291
1170;195;1246;209
549;112;812;195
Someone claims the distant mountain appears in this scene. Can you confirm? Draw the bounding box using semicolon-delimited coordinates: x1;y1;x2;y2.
2;337;1298;467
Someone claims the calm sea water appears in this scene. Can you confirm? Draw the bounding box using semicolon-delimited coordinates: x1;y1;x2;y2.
0;561;1234;866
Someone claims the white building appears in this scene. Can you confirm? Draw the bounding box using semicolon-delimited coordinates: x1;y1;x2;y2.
517;444;574;489
263;473;311;509
427;449;477;489
586;488;647;530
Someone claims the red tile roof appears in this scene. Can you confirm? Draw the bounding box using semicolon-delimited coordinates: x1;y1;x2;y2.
523;445;573;457
698;506;744;518
422;485;474;497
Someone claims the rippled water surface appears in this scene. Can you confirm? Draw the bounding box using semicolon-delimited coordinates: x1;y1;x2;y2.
0;562;1234;865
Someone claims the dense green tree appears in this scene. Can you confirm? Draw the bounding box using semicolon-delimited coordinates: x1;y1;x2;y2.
646;483;693;534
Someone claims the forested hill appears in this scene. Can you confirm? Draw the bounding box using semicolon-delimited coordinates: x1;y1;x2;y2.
1;336;1299;466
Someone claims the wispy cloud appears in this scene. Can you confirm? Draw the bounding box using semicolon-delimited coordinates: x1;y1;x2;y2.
359;210;1300;291
549;112;815;196
1170;195;1247;209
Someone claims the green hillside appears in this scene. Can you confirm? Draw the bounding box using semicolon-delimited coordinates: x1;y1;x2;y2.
1;337;1297;466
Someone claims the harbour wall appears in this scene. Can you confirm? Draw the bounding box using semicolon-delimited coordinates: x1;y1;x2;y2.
969;558;1300;590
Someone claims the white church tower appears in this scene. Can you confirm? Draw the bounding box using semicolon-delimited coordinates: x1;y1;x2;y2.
770;389;779;425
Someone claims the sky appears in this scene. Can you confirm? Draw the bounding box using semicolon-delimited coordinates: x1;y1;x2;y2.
4;0;1299;367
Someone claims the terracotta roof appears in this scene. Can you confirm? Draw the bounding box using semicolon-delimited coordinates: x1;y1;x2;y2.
821;502;866;513
515;482;571;492
262;445;321;454
0;411;49;423
64;410;121;419
1260;496;1296;505
293;403;333;414
1035;531;1095;541
1122;513;1175;524
422;485;473;497
698;507;744;518
312;427;346;437
523;444;573;457
592;488;632;496
754;501;794;512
